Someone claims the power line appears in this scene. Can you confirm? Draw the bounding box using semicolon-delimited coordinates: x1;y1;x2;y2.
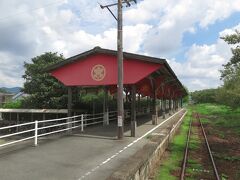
0;0;66;22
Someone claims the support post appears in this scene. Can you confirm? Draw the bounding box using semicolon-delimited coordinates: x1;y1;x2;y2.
172;99;174;112
103;86;109;126
165;99;167;116
162;99;166;119
156;101;159;118
152;81;157;125
175;99;177;111
174;99;176;110
81;114;84;132
160;98;163;114
177;99;179;110
117;0;124;139
73;112;76;128
166;100;168;114
34;120;38;146
16;113;19;132
169;99;172;115
137;94;140;115
67;87;73;133
131;85;136;137
42;113;46;133
147;96;150;113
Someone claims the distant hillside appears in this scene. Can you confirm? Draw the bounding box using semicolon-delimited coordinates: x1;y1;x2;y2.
0;87;21;94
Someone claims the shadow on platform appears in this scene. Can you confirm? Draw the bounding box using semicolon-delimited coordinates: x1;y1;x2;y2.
73;114;153;139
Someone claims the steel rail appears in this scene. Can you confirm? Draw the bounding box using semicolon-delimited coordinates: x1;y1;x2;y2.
180;113;220;180
197;114;221;180
180;117;193;180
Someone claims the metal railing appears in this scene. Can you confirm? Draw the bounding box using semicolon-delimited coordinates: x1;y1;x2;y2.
0;111;118;148
0;107;150;148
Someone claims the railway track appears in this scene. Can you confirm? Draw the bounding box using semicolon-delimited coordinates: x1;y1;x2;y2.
180;112;220;180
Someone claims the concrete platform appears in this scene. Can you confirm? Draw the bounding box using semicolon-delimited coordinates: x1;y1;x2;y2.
0;109;185;180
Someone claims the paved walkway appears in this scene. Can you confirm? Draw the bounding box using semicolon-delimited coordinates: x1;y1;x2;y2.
0;109;185;180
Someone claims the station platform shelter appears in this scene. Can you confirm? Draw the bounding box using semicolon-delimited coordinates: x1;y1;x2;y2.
46;46;187;139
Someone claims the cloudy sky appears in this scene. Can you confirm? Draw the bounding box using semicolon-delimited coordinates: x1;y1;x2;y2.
0;0;240;91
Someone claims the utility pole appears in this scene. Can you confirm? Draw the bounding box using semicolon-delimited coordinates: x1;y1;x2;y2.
117;0;124;139
100;0;137;139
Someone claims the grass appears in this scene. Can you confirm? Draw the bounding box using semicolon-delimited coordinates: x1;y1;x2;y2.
185;117;202;179
185;159;203;180
188;125;200;151
194;103;240;135
146;134;152;139
194;103;231;115
155;108;192;180
214;153;240;162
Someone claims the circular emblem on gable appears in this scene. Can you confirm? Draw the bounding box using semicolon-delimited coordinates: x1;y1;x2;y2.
91;64;106;81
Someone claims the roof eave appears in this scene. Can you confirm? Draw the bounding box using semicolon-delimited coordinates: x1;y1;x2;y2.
45;46;166;72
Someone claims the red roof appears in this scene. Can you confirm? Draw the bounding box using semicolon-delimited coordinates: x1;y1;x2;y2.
47;47;187;98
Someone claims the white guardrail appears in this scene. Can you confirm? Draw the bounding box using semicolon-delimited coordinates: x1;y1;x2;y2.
0;111;118;148
0;107;151;148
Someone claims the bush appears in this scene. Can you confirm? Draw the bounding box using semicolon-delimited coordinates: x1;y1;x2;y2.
3;100;22;109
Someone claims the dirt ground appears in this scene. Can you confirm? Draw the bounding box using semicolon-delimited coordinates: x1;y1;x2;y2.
205;123;240;180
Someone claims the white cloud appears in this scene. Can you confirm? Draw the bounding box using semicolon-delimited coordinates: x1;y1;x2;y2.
199;0;240;28
168;34;235;91
45;23;152;58
123;0;240;56
0;52;24;87
0;0;240;91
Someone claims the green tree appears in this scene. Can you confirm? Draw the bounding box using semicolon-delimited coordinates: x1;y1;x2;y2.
191;88;218;104
218;30;240;108
182;86;189;104
22;52;67;108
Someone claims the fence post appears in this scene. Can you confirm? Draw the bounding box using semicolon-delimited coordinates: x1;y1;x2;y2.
34;120;38;146
103;111;109;126
81;114;84;132
74;112;76;128
106;111;109;125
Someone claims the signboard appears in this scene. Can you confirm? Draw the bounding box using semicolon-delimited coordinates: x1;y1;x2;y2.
118;116;123;127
